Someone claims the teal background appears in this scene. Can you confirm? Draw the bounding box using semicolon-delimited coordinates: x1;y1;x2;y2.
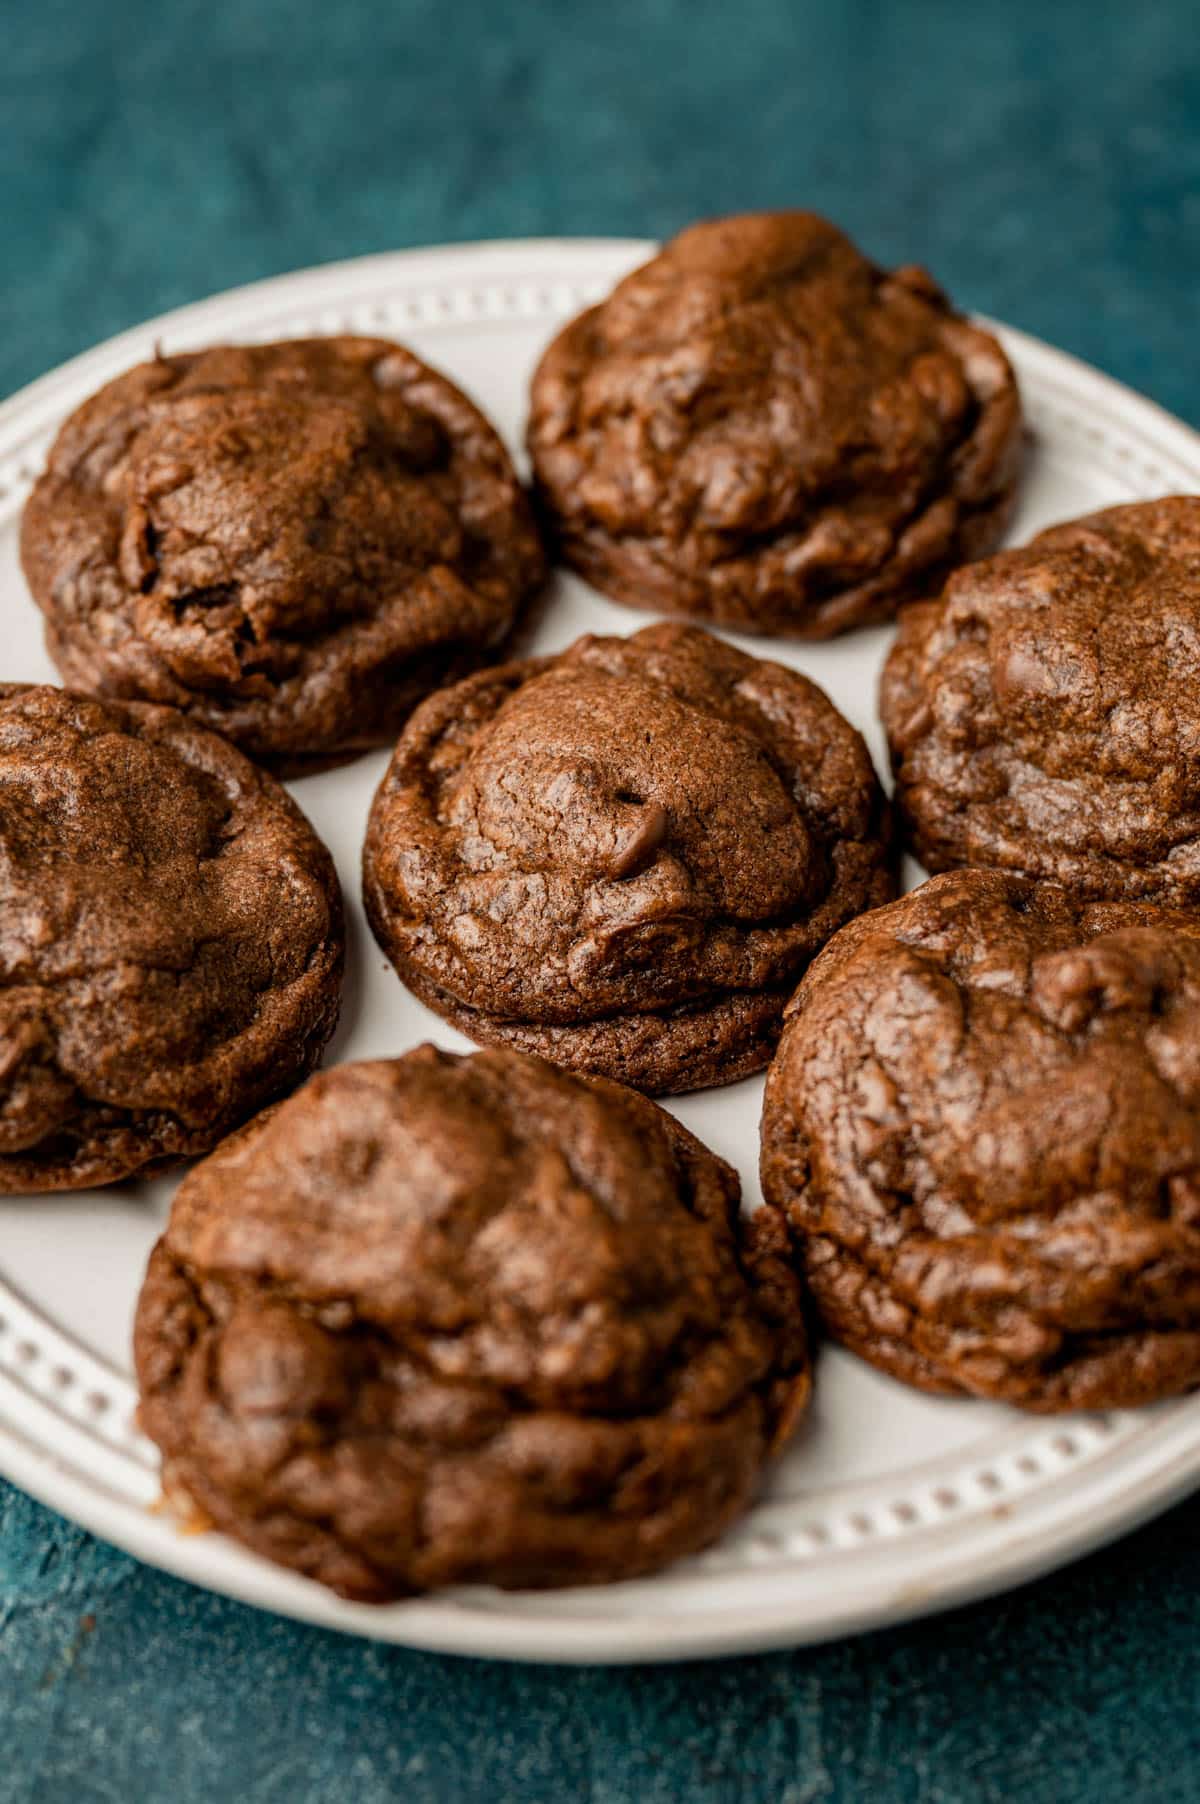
3;1;1200;1798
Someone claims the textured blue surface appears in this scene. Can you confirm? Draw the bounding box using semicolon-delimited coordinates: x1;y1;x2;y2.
3;1;1200;1797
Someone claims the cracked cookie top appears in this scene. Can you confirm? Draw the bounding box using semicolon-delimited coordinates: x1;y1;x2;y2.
0;684;343;1189
761;868;1200;1410
528;212;1021;638
134;1045;810;1597
20;338;547;772
362;623;894;1093
882;497;1200;903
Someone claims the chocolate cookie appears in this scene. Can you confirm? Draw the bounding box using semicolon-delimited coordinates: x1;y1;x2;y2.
0;685;342;1191
761;868;1200;1411
882;497;1200;903
363;623;894;1094
134;1045;810;1597
528;212;1021;638
21;338;547;773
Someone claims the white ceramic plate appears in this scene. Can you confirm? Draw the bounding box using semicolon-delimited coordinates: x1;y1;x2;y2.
2;240;1199;1666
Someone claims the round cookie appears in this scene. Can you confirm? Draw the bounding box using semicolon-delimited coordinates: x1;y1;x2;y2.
528;212;1021;639
882;497;1200;904
363;622;895;1094
134;1045;811;1598
0;684;343;1191
21;338;547;774
761;868;1200;1412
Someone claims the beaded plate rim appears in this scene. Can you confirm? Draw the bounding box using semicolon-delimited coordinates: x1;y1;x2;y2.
1;238;1200;1663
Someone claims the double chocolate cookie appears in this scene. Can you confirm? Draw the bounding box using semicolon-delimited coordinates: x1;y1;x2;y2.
761;869;1200;1411
528;212;1021;638
0;685;343;1191
134;1045;810;1598
363;623;894;1093
882;497;1200;904
21;338;546;773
